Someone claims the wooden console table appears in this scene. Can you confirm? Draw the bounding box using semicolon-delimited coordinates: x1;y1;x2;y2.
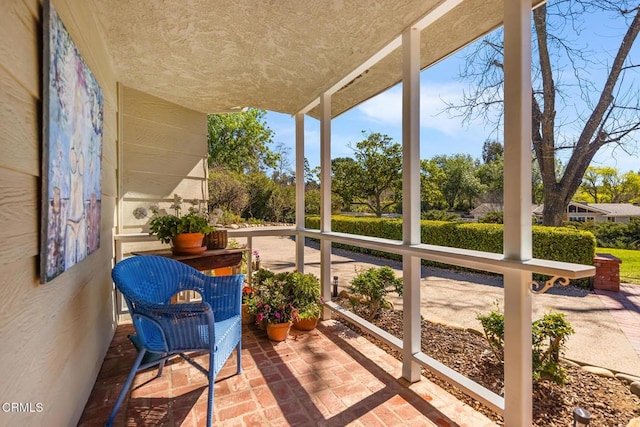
132;247;247;274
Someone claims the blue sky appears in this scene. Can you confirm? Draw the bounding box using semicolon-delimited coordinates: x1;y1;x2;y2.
264;8;639;174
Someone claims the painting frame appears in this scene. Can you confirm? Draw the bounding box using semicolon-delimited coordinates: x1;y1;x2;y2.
40;0;104;284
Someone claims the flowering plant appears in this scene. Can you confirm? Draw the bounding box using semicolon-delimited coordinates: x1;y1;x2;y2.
242;285;255;305
251;281;298;325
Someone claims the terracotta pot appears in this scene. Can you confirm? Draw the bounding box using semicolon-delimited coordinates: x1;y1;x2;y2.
242;304;255;325
266;321;292;342
204;229;228;250
171;232;205;255
293;317;319;331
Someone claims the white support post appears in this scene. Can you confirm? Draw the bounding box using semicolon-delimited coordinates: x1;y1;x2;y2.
503;0;533;425
295;113;305;273
320;93;332;319
247;235;253;283
401;27;422;383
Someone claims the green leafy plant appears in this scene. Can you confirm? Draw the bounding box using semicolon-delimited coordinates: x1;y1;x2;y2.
532;312;575;383
149;195;216;243
280;271;321;319
476;303;504;361
149;211;213;244
477;306;575;384
252;268;275;287
349;266;403;320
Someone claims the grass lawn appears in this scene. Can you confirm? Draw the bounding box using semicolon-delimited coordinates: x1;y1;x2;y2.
596;247;640;285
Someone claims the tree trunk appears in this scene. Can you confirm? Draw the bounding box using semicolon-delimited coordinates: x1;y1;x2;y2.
542;191;567;226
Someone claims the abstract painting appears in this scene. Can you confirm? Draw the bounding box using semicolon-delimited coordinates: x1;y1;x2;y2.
41;0;103;283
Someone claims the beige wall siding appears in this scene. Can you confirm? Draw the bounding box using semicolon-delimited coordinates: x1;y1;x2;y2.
119;85;208;235
0;0;117;426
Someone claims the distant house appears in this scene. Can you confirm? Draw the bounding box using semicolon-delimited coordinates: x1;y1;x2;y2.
469;203;505;221
533;202;640;223
471;202;640;223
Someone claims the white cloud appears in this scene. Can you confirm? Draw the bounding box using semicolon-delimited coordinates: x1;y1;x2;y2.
357;87;403;125
356;82;492;138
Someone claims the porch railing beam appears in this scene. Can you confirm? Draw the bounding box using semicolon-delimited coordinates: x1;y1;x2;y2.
503;0;534;425
299;230;594;279
401;26;422;383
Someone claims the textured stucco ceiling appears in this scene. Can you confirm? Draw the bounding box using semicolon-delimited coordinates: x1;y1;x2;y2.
91;0;544;118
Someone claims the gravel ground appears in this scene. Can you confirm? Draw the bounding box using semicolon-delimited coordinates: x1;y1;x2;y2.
335;302;640;426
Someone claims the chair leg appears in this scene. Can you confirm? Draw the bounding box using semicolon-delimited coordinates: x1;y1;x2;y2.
156;358;166;378
206;351;215;427
236;341;242;374
105;348;146;427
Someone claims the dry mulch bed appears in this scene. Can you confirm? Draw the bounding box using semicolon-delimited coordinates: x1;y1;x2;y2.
334;299;640;426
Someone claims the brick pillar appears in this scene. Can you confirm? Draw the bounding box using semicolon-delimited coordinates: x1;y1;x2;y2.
593;253;621;292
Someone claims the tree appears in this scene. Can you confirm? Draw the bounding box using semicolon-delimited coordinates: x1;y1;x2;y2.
242;171;275;220
578;166;640;203
271;142;294;185
419;159;447;210
448;1;640;225
432;154;484;210
207;166;248;215
304;158;320;190
331;132;402;217
476;154;504;204
331;157;359;211
619;171;640;204
482;139;504;163
207;108;279;173
268;184;295;223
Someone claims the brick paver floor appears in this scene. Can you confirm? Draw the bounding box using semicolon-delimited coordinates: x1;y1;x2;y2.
79;320;497;426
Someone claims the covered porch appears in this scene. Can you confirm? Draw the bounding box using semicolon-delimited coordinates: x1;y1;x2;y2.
79;321;496;426
0;1;597;426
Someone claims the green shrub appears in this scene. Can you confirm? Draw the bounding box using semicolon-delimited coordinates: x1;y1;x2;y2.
349;266;403;320
567;218;640;249
478;211;503;224
477;308;574;384
306;216;596;285
421;210;461;221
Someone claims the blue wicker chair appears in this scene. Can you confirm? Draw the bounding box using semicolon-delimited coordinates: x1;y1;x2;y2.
106;255;244;427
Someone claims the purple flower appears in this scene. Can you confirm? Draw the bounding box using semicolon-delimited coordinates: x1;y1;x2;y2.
275;312;281;319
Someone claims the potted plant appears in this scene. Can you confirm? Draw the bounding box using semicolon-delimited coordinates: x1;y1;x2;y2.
281;272;322;331
148;200;214;255
251;280;298;341
241;285;256;325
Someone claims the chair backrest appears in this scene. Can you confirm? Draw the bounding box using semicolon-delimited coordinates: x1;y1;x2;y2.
112;255;206;306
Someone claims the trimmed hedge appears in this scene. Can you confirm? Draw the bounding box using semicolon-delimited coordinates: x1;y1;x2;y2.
305;215;596;269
